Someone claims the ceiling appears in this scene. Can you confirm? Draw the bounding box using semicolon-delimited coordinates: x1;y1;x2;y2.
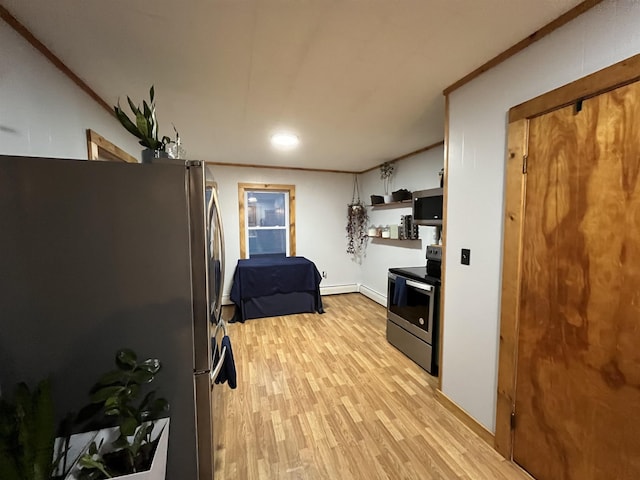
3;0;583;172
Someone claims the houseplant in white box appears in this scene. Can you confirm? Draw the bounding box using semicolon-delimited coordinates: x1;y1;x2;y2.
64;349;169;480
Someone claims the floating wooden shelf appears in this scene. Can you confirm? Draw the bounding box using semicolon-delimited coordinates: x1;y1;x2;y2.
368;199;412;208
367;236;420;241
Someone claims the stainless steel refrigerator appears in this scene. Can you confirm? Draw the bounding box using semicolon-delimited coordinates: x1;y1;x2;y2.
0;155;225;480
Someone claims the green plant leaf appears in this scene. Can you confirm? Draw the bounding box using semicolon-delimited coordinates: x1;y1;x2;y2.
90;385;125;404
116;349;137;370
104;395;121;411
131;369;154;385
114;105;144;141
31;380;55;480
135;111;150;140
127;96;141;117
78;452;113;479
96;369;127;387
143;100;152;120
0;381;56;480
119;416;139;437
139;359;161;374
125;383;140;401
130;422;153;457
113;86;170;151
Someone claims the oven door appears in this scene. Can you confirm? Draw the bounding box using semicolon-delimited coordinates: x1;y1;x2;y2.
387;272;435;344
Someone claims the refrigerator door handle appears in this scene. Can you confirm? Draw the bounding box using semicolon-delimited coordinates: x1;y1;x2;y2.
210;319;227;382
210;344;227;382
207;185;226;324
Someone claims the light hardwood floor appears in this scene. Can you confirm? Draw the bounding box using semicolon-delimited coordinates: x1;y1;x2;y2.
213;293;531;479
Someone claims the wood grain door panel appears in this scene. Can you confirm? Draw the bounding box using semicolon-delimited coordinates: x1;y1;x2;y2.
514;81;640;480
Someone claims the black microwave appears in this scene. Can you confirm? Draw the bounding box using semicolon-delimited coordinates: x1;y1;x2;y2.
413;188;443;226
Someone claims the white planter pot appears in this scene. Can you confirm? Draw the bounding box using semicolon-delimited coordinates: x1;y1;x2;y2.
54;418;169;480
383;194;393;203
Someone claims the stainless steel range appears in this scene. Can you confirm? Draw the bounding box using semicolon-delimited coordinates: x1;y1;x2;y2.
386;245;441;375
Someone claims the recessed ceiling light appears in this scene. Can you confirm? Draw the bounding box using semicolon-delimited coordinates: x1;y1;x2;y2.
270;131;300;149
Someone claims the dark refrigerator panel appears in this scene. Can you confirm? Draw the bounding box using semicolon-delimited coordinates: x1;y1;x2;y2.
0;156;199;479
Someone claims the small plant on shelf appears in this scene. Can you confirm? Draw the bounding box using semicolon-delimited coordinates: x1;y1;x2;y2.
379;161;395;195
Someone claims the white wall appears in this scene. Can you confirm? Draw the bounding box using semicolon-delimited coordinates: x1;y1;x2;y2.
206;165;361;303
0;15;443;313
358;146;444;304
444;0;640;431
0;21;140;159
210;148;445;308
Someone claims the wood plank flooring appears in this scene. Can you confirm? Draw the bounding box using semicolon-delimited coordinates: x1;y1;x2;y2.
213;293;530;479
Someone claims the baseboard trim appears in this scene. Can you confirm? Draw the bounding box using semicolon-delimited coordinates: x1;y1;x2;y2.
223;284;361;306
320;284;359;296
435;389;495;447
358;285;386;306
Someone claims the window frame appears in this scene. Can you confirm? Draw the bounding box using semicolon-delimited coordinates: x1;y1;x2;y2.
238;183;296;258
86;129;138;163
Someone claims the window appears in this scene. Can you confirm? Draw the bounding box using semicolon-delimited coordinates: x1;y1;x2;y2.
238;183;296;258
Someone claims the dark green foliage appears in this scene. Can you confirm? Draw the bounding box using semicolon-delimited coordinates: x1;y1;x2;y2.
75;348;169;479
113;86;173;151
0;380;55;480
346;202;368;256
346;175;369;257
379;161;395;194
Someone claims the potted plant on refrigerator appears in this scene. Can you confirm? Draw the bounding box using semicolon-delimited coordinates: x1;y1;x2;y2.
113;86;177;164
61;348;170;480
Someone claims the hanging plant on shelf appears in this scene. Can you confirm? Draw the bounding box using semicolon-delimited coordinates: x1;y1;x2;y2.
346;175;369;260
380;161;395;195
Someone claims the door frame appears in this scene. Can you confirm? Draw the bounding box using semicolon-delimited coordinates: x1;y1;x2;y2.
495;52;640;459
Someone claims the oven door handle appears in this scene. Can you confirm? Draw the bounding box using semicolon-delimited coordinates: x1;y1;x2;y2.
405;279;433;292
406;280;433;292
388;273;434;292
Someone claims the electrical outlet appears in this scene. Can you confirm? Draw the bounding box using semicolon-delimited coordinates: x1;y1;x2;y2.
322;271;327;279
461;248;471;266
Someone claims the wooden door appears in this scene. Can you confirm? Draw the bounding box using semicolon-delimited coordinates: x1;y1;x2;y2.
513;80;640;480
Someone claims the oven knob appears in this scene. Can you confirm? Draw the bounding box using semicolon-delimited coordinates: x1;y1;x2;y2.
419;317;425;325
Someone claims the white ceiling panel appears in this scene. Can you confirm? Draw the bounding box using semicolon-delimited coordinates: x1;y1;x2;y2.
3;0;584;171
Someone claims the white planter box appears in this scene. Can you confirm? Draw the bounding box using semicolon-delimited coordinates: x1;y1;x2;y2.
54;418;169;480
